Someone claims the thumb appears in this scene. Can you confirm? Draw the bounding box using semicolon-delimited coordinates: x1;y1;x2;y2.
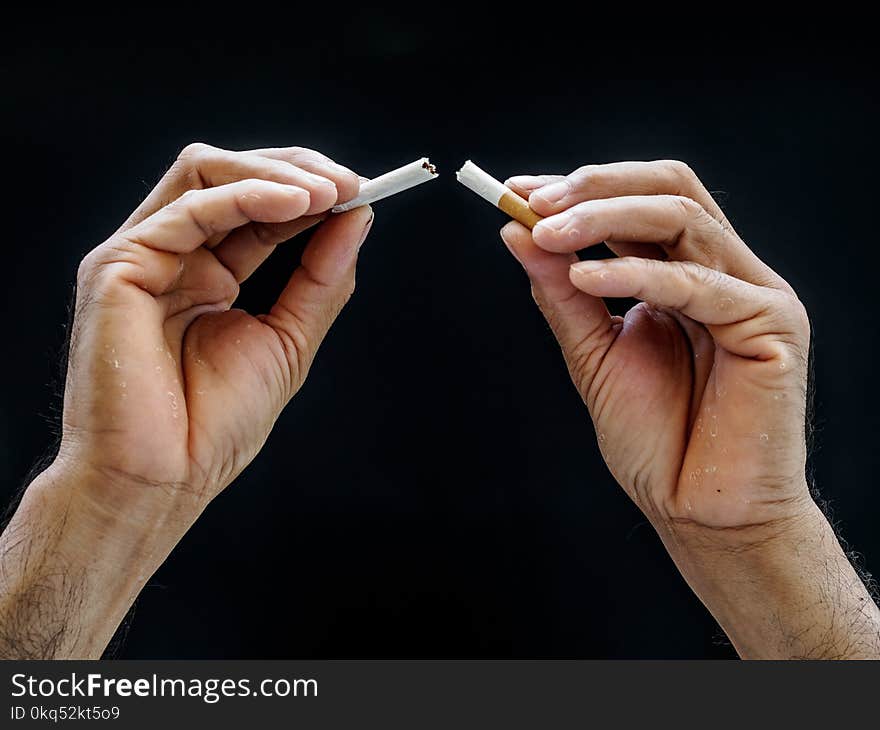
500;221;614;403
261;205;374;394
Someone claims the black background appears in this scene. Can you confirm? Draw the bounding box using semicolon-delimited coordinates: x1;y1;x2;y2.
1;13;877;659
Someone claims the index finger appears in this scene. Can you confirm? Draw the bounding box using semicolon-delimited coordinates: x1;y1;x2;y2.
123;179;311;253
253;147;361;204
525;160;730;228
120;144;360;233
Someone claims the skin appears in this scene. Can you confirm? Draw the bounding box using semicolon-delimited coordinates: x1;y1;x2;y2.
503;161;880;658
0;144;372;658
0;151;877;659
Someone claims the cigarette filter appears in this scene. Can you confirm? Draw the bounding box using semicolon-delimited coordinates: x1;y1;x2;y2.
456;160;543;229
332;157;438;213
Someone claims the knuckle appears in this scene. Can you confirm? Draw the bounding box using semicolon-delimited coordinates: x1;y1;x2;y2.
569;202;596;227
570;164;603;188
288;146;316;158
75;244;137;298
175;143;222;189
179;142;213;161
793;299;811;333
784;296;811;340
169;189;215;239
677;260;715;286
662;159;698;186
87;265;115;293
76;250;99;285
83;260;128;301
757;292;811;361
176;188;202;206
702;267;727;291
669;194;704;219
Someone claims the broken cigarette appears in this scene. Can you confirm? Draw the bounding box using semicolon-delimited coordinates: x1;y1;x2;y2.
331;157;438;213
456;160;543;229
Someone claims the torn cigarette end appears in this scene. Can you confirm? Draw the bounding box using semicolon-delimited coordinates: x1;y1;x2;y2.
456;160;543;230
332;157;438;213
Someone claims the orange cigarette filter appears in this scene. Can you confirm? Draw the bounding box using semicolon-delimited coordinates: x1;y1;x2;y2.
456;160;543;229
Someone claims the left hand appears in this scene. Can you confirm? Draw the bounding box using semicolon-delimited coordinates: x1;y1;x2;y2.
501;161;812;536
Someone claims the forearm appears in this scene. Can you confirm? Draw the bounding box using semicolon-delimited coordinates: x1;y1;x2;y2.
665;499;880;659
0;464;186;658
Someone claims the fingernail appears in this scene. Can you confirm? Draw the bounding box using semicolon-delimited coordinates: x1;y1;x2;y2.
571;260;606;274
533;180;571;205
506;175;545;191
357;211;374;250
534;212;571;232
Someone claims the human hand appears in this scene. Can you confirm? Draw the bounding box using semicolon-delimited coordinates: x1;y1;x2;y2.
0;143;373;657
501;161;879;657
503;160;809;532
62;143;371;530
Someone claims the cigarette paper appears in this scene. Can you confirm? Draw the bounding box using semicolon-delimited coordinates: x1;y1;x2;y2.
332;157;438;212
456;160;543;229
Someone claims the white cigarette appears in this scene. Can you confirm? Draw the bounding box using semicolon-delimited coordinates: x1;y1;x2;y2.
456;160;543;230
331;157;438;213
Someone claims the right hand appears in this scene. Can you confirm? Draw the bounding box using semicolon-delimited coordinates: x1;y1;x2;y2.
56;143;371;532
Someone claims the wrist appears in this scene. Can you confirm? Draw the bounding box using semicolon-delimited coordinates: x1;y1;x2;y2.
659;495;880;658
665;488;819;568
0;463;189;658
27;460;194;573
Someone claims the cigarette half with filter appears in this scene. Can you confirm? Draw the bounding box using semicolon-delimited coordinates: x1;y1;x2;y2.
331;157;438;213
456;160;543;230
